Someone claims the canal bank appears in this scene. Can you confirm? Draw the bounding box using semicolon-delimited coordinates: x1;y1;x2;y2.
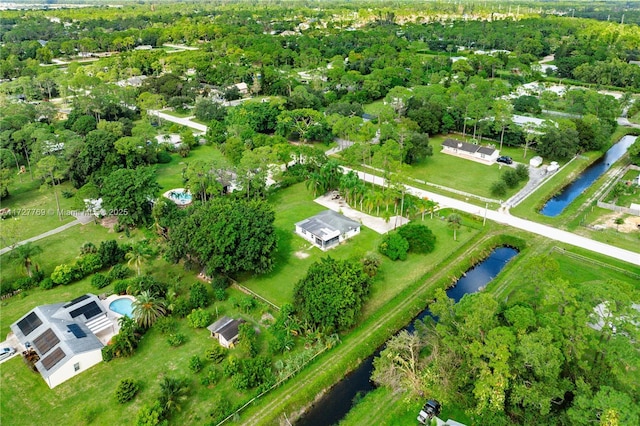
296;247;519;426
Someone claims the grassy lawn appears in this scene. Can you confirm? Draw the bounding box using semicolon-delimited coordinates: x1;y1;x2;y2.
0;282;271;426
239;183;481;311
402;135;527;200
155;144;228;191
162;108;194;118
362;99;386;116
1;179;84;242
0;222;140;287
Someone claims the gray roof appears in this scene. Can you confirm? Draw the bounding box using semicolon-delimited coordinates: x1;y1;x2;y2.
477;146;496;155
295;210;360;241
207;316;244;341
442;138;495;155
10;294;105;379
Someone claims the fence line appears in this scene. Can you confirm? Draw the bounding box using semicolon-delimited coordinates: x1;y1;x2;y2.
216;341;334;425
230;280;281;311
551;246;640;279
596;202;640;216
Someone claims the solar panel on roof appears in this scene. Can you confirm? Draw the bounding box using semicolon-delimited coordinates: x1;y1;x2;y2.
69;301;102;320
17;312;43;336
41;347;65;370
33;328;60;355
63;294;90;308
67;324;87;338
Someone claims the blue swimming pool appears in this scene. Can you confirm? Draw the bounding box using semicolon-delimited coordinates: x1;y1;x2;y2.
109;298;134;317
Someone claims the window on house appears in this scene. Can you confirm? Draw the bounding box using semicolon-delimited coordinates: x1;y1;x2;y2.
74;362;80;371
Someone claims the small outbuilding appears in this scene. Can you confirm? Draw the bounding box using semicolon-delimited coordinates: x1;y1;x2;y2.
207;316;245;348
530;156;543;168
295;210;361;251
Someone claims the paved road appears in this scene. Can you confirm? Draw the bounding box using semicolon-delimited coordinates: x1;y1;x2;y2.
0;220;80;256
148;110;208;133
346;168;640;266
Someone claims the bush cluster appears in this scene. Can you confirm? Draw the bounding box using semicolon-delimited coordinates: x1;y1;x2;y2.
115;379;139;404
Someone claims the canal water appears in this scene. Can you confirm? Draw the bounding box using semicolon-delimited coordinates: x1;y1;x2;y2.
296;246;519;426
540;135;638;217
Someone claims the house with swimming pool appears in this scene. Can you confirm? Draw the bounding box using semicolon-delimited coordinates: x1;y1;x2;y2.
8;293;132;388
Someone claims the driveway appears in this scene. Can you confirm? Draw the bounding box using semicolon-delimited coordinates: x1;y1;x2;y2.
344;167;640;266
314;193;408;234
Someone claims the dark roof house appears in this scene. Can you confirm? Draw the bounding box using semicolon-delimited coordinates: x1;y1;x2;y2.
441;138;499;163
207;316;246;348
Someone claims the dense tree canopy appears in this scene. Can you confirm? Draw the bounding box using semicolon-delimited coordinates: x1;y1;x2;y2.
166;198;277;276
293;256;371;333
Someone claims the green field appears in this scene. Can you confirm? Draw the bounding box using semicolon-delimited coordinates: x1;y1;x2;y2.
155;144;229;191
401;135;527;200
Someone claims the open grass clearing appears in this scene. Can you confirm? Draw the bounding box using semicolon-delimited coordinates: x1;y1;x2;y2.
0;222;141;288
399;135;527;200
239;183;481;310
1;179;84;242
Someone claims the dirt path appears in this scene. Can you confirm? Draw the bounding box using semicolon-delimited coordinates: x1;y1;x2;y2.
241;234;496;425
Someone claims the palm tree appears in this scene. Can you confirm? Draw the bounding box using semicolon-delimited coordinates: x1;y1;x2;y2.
427;199;440;219
10;243;42;277
126;241;153;276
447;213;462;241
158;376;189;415
132;291;166;328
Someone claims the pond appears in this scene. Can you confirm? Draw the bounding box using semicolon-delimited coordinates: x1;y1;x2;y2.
540;136;638;217
296;246;519;426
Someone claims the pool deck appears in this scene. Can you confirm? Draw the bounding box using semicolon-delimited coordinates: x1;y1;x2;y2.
98;295;136;344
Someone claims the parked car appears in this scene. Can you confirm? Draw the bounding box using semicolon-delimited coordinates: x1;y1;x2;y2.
497;156;513;164
0;347;16;361
417;400;442;424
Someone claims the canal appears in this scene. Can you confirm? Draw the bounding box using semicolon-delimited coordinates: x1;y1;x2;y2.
296;246;519;426
540;135;638;217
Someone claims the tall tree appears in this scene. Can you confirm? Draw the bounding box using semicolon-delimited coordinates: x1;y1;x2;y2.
101;166;160;227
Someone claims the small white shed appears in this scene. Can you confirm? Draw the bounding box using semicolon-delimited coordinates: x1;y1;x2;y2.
529;156;543;168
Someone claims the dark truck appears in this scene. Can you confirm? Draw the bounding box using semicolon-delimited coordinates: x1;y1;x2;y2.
417;400;442;424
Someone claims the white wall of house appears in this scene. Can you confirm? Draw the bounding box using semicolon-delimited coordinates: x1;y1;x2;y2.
45;350;103;389
218;335;234;348
295;225;317;245
480;150;499;161
341;227;360;241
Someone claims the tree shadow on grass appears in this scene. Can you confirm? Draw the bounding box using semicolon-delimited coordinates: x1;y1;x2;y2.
266;227;294;278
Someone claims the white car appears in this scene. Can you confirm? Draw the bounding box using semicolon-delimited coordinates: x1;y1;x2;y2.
0;347;16;361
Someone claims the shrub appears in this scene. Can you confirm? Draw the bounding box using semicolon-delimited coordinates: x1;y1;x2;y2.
233;296;256;313
378;232;409;261
155;316;178;335
135;401;163;426
172;296;192;318
157;150;172;163
361;253;381;278
211;276;229;291
80;242;97;254
91;273;110;289
213;287;227;301
187;309;211;328
397;223;437;254
102;345;114;362
515;163;529;181
200;366;221;386
115;378;139;403
98;240;125;267
502;169;520;188
108;264;131;281
62;189;75;199
51;264;74;285
167;333;187;347
39;278;55;290
113;279;130;295
77;253;103;275
14;277;36;291
205;345;228;364
189;282;210;309
188;355;203;373
490;180;507;197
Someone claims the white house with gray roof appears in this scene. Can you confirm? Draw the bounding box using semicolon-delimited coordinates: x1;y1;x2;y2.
441;138;499;163
295;210;361;250
10;294;110;388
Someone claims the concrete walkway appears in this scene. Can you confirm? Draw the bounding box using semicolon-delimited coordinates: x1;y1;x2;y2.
345;167;640;266
314;193;408;234
0;220;80;256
